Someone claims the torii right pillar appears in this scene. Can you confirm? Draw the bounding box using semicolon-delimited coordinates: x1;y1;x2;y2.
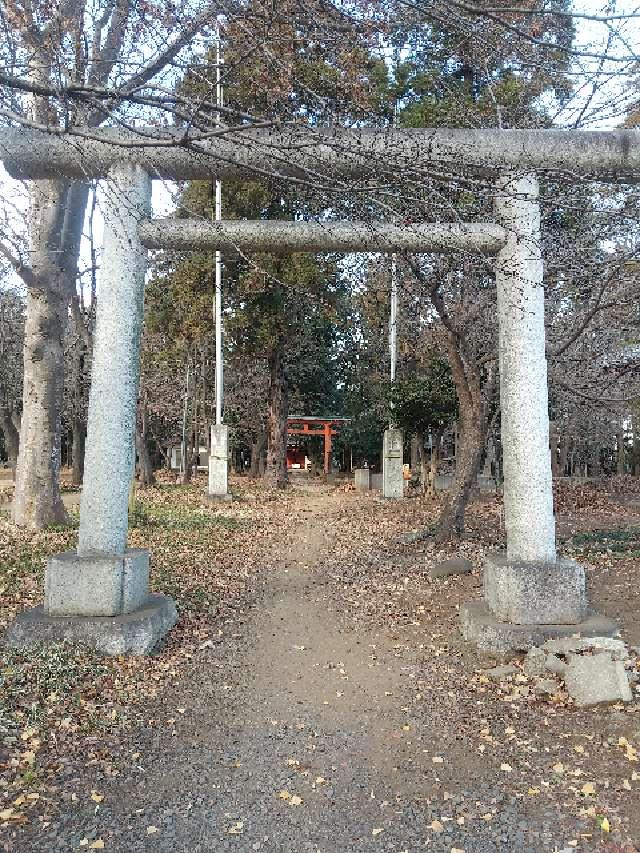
461;172;616;654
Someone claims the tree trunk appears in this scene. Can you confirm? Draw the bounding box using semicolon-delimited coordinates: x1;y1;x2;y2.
71;416;86;485
0;405;20;476
12;179;89;528
558;431;571;478
435;331;492;543
250;438;262;477
549;420;560;478
426;427;444;498
137;398;156;486
12;282;68;527
264;341;289;487
414;431;425;493
410;434;419;473
181;379;199;485
617;428;626;477
436;406;484;542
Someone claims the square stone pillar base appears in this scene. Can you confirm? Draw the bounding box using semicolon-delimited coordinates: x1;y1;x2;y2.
461;551;617;656
354;468;370;492
45;549;150;617
383;428;404;500
208;423;231;501
3;548;178;656
484;553;587;625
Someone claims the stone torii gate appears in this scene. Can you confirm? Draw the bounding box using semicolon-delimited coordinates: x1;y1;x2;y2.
2;126;638;655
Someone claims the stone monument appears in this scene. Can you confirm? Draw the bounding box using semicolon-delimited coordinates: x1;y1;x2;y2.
383;429;404;500
207;423;232;502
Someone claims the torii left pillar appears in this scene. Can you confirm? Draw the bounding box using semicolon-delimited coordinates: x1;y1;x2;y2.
6;164;177;655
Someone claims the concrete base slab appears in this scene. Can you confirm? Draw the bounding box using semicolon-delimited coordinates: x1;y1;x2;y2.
3;593;178;656
461;600;618;656
484;552;587;624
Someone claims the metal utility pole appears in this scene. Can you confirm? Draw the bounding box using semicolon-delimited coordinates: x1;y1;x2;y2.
214;23;224;425
389;252;398;385
207;19;232;502
389;99;399;390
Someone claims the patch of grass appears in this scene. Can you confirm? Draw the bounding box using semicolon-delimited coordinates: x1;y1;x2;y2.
131;503;242;532
567;527;640;555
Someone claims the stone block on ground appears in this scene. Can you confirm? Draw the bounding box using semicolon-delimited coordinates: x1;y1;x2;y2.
523;646;568;677
354;469;370;492
532;677;558;696
461;600;618;656
396;529;433;545
542;635;628;660
431;557;473;579
44;549;149;617
486;664;518;681
564;654;632;707
484;552;587;625
524;647;550;676
3;594;177;656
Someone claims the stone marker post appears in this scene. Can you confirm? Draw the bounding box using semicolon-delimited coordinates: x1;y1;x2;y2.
208;423;232;501
383;428;404;500
354;468;370;492
462;173;615;653
6;164;177;655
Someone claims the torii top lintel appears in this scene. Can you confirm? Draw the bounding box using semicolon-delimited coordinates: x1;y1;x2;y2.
1;127;639;182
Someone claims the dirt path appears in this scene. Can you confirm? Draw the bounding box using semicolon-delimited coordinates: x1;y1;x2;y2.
26;496;443;851
14;489;640;852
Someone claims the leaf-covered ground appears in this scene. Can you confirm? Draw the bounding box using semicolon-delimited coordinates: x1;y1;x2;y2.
1;477;640;851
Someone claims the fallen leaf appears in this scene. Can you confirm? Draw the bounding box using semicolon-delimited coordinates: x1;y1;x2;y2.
90;791;104;803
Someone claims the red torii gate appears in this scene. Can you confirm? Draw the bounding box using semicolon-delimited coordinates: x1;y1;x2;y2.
286;416;348;475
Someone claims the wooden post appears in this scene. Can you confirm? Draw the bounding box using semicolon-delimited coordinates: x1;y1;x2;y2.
324;422;332;475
